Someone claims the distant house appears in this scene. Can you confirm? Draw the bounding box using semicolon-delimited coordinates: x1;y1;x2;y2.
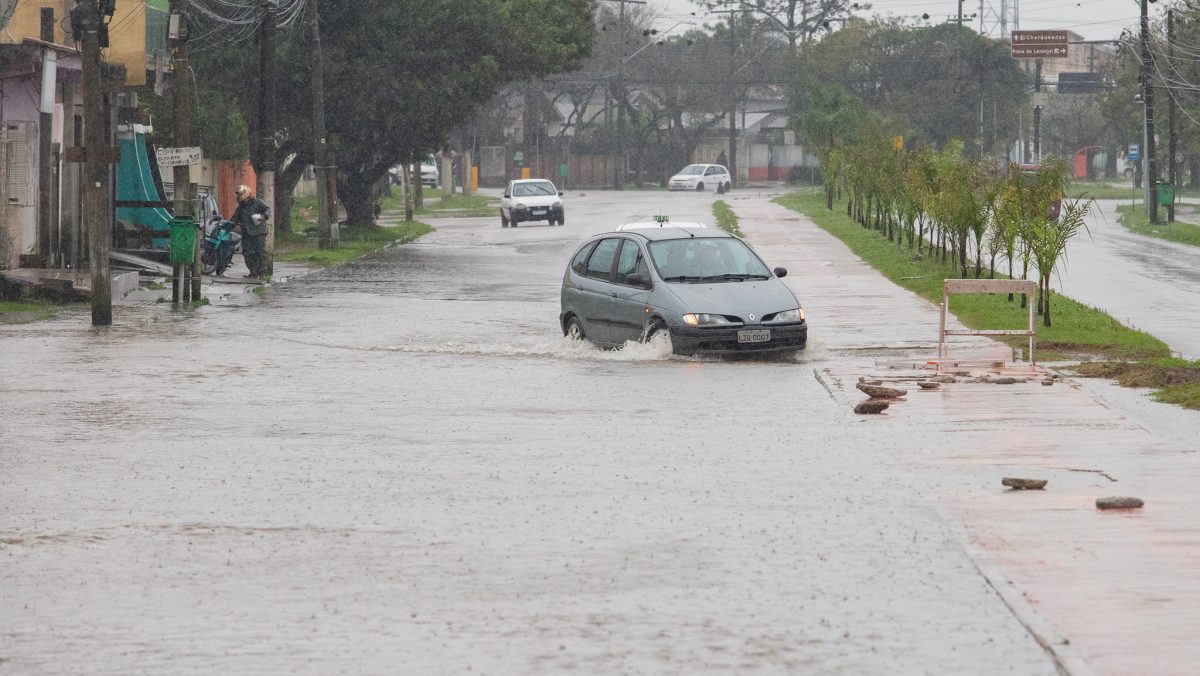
0;0;168;269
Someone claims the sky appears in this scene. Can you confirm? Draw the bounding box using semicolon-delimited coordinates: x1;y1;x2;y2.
650;0;1147;42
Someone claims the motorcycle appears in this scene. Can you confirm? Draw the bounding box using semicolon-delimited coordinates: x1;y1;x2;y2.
200;217;242;276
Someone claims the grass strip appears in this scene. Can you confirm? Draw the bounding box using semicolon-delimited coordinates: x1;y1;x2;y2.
1069;181;1200;200
1115;203;1200;248
275;222;433;266
774;191;1170;361
712;200;743;236
0;300;58;323
1070;359;1200;410
378;192;497;218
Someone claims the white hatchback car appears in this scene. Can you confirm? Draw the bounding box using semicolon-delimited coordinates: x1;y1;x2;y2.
669;164;732;193
500;179;564;227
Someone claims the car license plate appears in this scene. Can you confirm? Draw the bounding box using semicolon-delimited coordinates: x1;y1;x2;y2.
738;329;770;343
532;208;546;214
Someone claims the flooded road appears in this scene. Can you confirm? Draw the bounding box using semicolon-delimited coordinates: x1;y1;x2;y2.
1054;199;1200;359
2;189;1197;674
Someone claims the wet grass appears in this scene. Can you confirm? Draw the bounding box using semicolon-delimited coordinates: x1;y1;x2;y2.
712;200;743;237
378;192;496;218
774;191;1170;361
1070;359;1200;410
0;300;58;323
275;222;434;266
1115;203;1200;248
1069;180;1200;200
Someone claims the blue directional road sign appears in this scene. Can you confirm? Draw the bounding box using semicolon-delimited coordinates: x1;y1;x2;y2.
1128;144;1140;162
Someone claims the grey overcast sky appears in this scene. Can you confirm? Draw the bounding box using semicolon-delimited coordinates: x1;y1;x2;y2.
649;0;1147;42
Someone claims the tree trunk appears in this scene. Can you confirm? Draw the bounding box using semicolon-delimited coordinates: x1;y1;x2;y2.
917;217;925;256
1043;277;1052;326
959;233;968;278
273;157;308;235
337;174;378;228
1036;274;1044;314
1007;253;1015;300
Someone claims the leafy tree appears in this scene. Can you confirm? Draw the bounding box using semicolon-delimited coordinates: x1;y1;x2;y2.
320;0;595;225
791;80;864;209
694;0;856;53
165;0;595;229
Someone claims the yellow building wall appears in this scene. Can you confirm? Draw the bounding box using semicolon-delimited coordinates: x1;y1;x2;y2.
4;0;148;86
3;1;71;45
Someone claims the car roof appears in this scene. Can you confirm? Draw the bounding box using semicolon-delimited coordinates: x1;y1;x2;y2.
509;178;556;184
614;221;707;231
608;227;734;242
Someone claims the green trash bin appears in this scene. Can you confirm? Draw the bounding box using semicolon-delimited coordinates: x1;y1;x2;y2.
1156;181;1174;207
169;218;197;265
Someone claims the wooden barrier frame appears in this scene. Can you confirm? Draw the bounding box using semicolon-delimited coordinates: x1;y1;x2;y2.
938;279;1038;366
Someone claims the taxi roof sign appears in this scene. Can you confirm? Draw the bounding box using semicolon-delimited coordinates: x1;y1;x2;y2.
654;215;670;223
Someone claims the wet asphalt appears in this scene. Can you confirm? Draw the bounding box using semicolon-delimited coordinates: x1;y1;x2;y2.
2;187;1195;674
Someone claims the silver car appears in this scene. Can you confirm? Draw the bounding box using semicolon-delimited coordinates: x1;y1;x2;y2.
560;227;807;354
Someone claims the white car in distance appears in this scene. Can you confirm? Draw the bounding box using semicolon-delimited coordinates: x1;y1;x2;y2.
500;179;565;227
669;163;732;193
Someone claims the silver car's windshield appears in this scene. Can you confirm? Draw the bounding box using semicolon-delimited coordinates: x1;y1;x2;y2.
512;181;557;197
648;238;771;282
677;165;705;176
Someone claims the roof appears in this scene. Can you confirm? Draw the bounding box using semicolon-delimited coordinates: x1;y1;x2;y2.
508;178;557;184
615;227;733;242
614;221;707;231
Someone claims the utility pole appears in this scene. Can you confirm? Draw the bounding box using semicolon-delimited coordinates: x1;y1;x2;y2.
1167;8;1176;223
258;0;277;273
80;0;111;325
1033;105;1042;162
713;5;740;187
728;11;737;188
308;0;336;248
170;0;198;303
37;8;56;267
1140;0;1158;223
601;0;645;190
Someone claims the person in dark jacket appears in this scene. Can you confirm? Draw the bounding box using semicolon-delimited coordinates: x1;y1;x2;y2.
231;184;270;278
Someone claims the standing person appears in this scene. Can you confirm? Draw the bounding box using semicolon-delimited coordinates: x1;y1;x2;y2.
231;185;270;278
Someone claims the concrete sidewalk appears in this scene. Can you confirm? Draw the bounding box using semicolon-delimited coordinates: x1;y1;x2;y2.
734;195;1200;675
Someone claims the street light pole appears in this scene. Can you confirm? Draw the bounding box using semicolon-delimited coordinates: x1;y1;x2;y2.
1140;0;1159;223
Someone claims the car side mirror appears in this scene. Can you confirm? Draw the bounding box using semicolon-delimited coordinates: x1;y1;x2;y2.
503;193;511;198
558;191;564;196
627;272;651;289
773;267;788;278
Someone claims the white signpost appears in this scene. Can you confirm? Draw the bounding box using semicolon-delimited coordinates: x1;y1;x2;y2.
156;146;202;167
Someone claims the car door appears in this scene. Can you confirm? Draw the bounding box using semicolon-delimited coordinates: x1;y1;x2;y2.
607;239;654;343
501;181;514;218
704;166;720;188
574;237;621;344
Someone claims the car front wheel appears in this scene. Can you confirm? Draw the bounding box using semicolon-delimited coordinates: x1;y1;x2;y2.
501;210;509;228
643;320;673;353
696;182;705;192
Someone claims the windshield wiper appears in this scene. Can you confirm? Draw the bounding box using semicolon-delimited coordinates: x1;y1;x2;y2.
697;273;770;281
662;275;705;282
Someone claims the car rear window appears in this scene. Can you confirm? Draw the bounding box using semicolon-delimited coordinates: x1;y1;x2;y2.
571;241;596;275
586;238;619;281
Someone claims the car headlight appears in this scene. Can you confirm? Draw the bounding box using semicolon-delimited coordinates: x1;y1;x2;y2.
682;313;734;326
553;201;562;208
767;308;805;323
516;203;527;210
